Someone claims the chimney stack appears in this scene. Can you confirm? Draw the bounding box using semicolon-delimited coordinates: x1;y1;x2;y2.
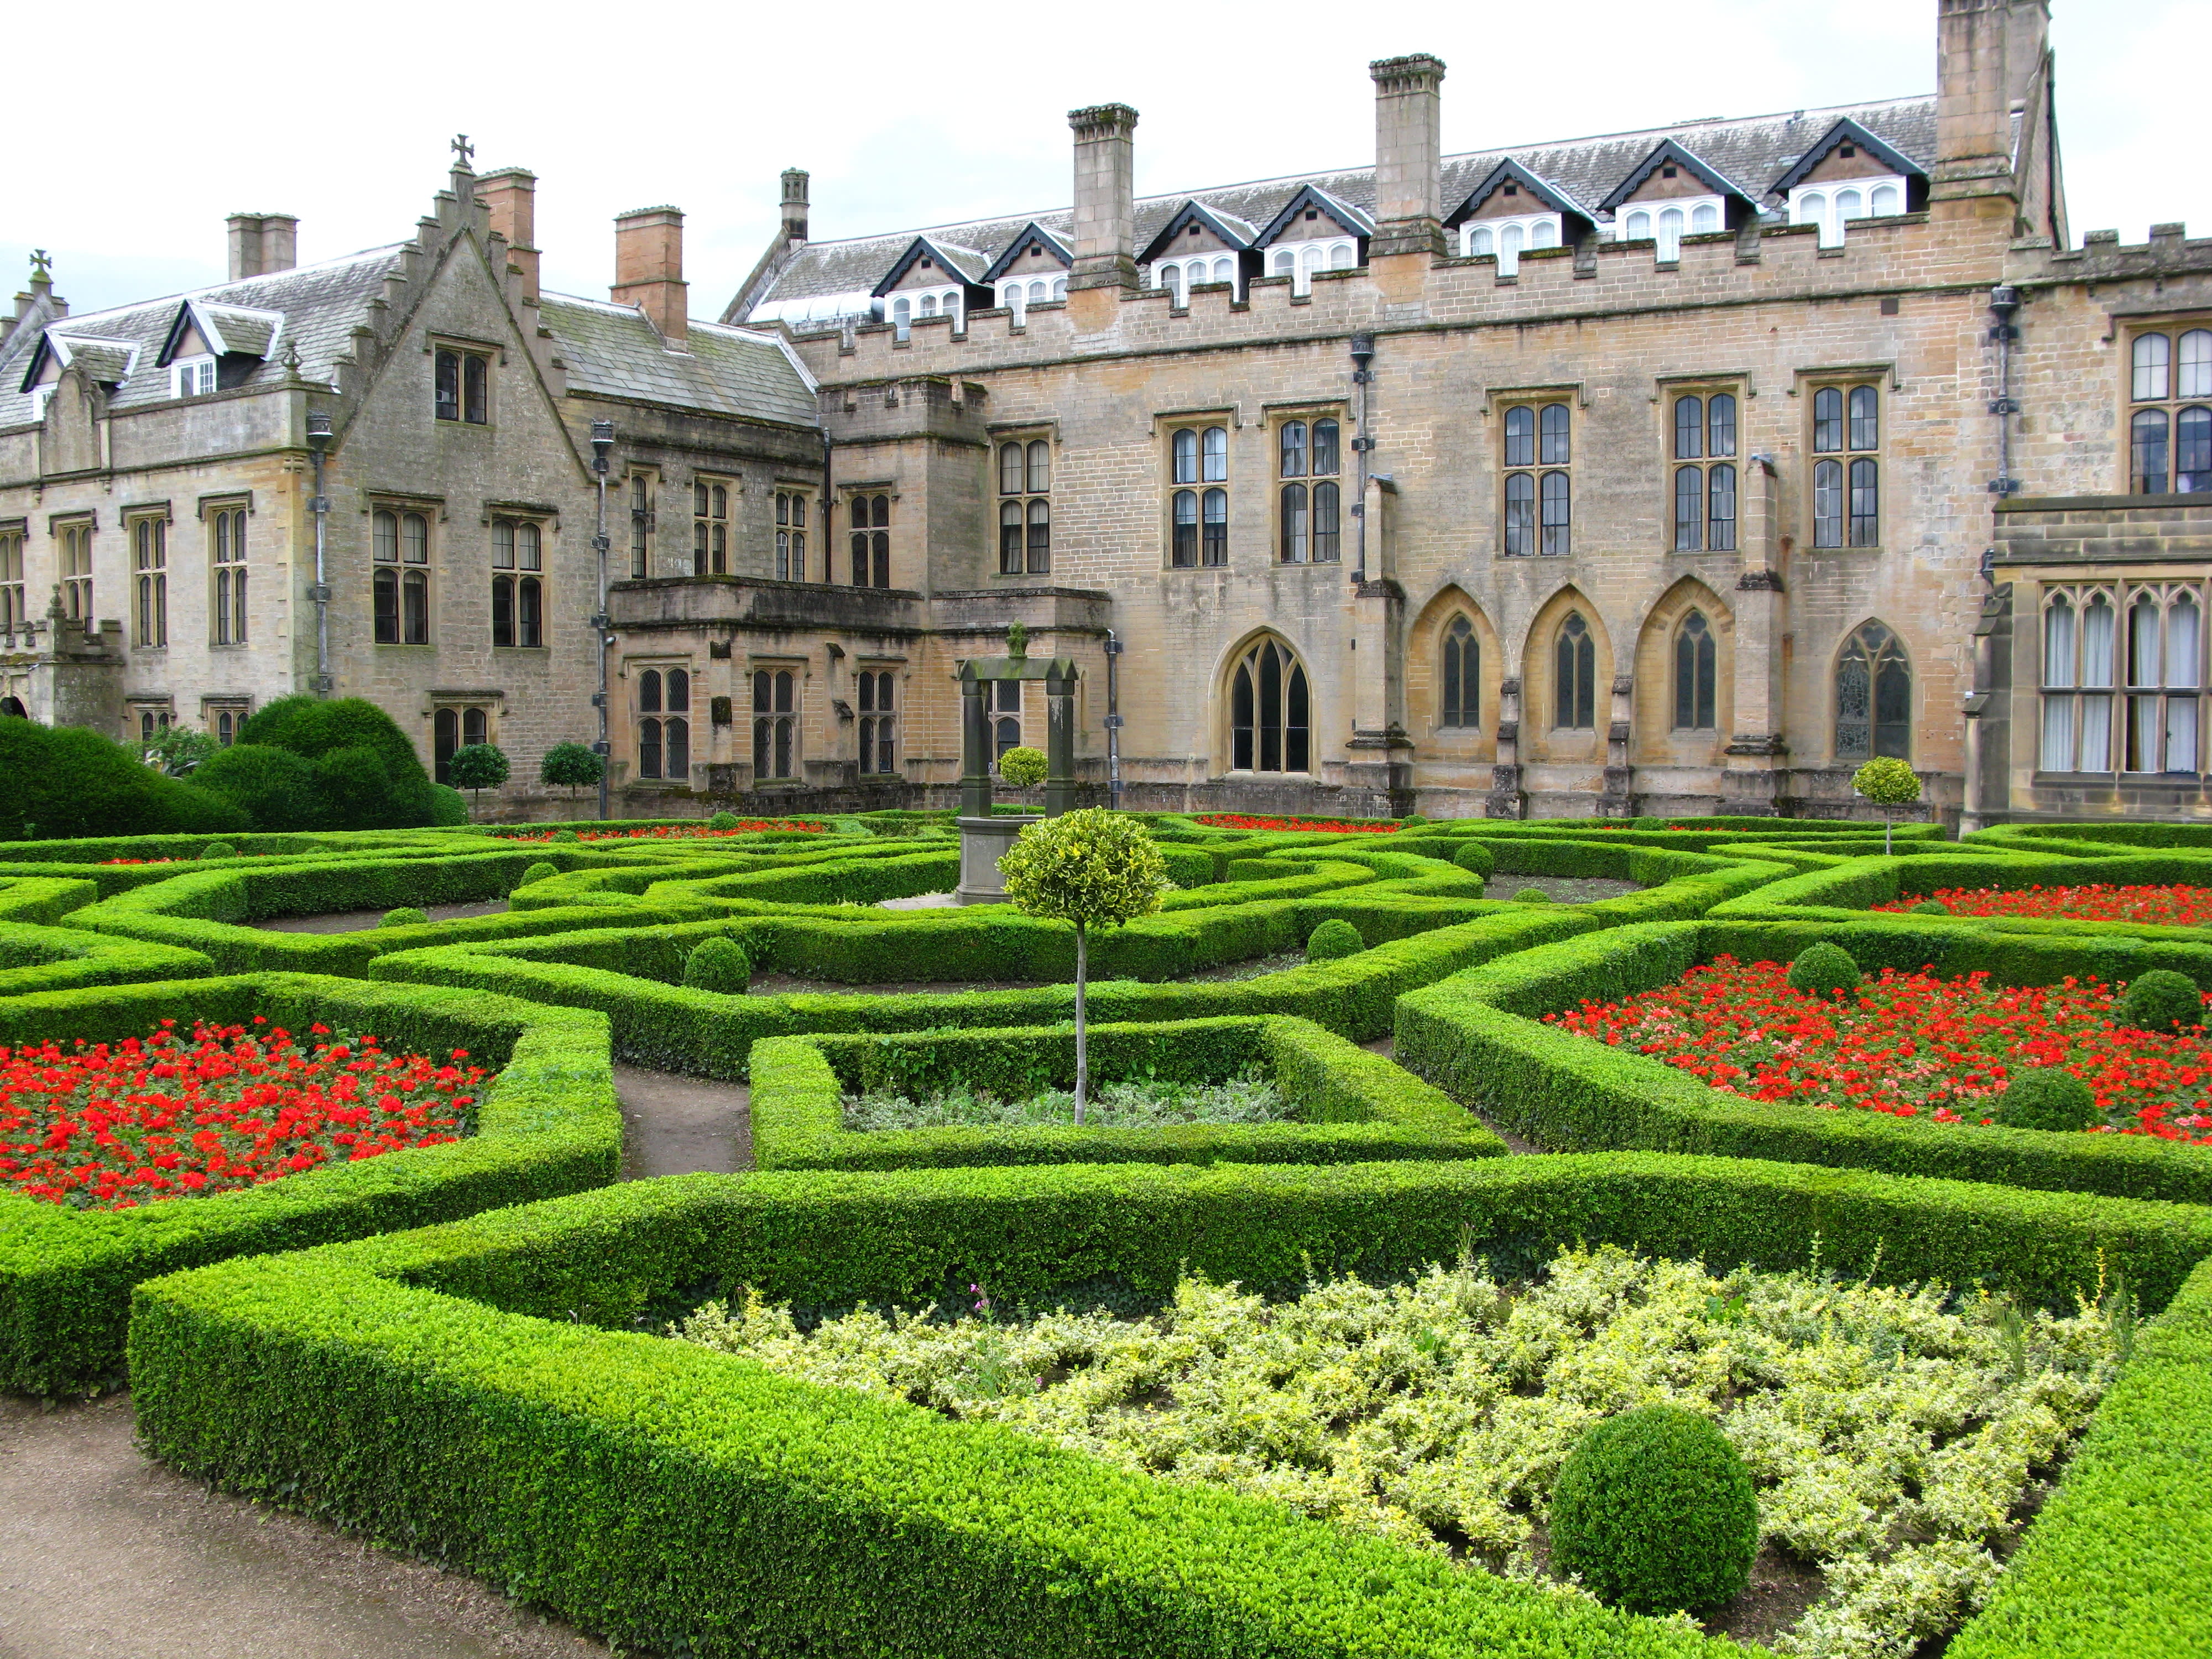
1369;55;1447;257
1932;0;2042;220
227;213;300;281
477;168;541;302
1067;104;1139;291
781;169;810;242
612;206;687;346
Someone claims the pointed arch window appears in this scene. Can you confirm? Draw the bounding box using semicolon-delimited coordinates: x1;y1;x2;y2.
1553;612;1595;729
1439;615;1480;729
1834;621;1911;761
1672;609;1717;729
1503;401;1571;556
1229;638;1310;772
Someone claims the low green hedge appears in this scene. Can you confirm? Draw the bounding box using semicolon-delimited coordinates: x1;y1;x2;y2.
1395;919;2212;1204
749;1015;1504;1169
0;972;620;1394
0;921;215;995
129;1153;2212;1658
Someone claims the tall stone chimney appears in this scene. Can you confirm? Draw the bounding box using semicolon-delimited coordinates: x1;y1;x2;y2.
1368;55;1447;258
227;213;300;281
780;169;810;242
1067;104;1139;291
612;206;688;346
1932;0;2045;221
477;168;541;303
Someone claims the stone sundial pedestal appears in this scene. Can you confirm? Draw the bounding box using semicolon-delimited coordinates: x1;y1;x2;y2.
953;627;1079;905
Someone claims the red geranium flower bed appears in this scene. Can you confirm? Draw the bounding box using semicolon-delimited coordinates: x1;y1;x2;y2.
1872;883;2212;928
1192;813;1400;834
0;1020;485;1209
494;821;825;843
1545;955;2212;1141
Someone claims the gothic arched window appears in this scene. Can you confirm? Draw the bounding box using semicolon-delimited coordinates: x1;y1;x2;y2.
1554;612;1595;729
1835;620;1912;761
1439;615;1479;728
1230;638;1310;772
1673;609;1716;730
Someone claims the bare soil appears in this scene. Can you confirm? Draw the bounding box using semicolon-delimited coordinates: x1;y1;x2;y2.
1494;877;1642;905
614;1063;752;1177
255;899;508;933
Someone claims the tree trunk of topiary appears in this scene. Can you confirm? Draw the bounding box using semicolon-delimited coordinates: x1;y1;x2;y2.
1073;922;1088;1125
1885;807;1893;857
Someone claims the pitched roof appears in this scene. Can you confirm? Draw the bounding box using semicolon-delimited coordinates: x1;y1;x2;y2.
739;93;1936;328
1767;116;1928;196
1251;185;1375;248
979;223;1072;285
539;295;817;428
1593;138;1756;213
1444;159;1596;229
1136;200;1259;264
871;236;990;297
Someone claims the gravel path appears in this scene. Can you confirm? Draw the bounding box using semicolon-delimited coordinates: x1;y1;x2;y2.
256;899;508;933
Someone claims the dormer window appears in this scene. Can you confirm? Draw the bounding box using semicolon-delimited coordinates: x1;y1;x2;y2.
999;276;1068;319
888;289;963;339
1462;216;1561;275
1787;178;1908;247
1155;255;1239;304
1618;199;1723;261
1265;240;1357;295
1662;165;1678;179
171;356;217;398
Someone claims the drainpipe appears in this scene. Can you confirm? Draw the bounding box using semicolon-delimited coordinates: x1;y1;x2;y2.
590;420;615;820
1104;629;1124;810
1349;332;1375;584
1987;286;2021;502
304;411;333;695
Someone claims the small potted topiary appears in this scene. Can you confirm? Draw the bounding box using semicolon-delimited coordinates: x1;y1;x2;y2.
1305;918;1364;961
1993;1067;2100;1131
538;742;604;805
682;936;752;994
1549;1404;1760;1615
380;906;428;928
1787;942;1861;999
448;743;511;819
2116;969;2205;1035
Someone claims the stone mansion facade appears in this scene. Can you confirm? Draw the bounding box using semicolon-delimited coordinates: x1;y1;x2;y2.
5;0;2211;826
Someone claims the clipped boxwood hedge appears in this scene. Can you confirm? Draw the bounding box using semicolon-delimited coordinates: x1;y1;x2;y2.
749;1014;1504;1169
0;972;620;1394
1395;917;2212;1204
128;1152;2212;1659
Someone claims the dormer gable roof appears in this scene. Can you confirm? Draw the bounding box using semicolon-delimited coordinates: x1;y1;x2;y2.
870;236;989;297
1595;138;1755;215
19;331;139;393
1444;160;1595;232
157;299;286;367
1251;185;1375;248
980;223;1073;285
1766;116;1927;199
1136;201;1258;265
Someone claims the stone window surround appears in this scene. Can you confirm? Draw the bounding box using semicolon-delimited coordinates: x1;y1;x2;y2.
1266;401;1347;567
425;333;503;427
1653;373;1749;556
1162;407;1237;571
2118;314;2212;497
1488;383;1581;560
1795;363;1894;552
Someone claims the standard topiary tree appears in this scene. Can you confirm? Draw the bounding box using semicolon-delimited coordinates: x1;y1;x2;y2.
683;936;752;994
519;861;560;887
197;842;236;860
999;808;1168;1121
1550;1405;1760;1615
997;745;1048;790
1787;942;1862;999
539;743;605;803
448;743;511;815
1305;918;1365;961
708;810;739;830
380;906;428;928
2117;969;2205;1035
1852;755;1922;855
1450;841;1495;878
1994;1067;2101;1131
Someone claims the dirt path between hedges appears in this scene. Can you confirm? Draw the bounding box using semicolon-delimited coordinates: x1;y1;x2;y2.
256;899;509;933
0;1071;763;1659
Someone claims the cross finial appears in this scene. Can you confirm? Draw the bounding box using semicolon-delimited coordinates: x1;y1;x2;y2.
451;133;474;170
29;249;52;283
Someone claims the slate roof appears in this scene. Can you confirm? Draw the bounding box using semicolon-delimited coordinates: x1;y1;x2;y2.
539;295;818;428
742;93;1938;328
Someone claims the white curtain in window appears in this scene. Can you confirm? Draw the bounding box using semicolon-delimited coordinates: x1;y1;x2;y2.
2084;599;2116;686
1870;184;1901;215
2044;600;2076;687
2169;698;2200;773
2180;330;2212;399
1691;202;1719;234
1531;219;1558;249
2131;597;2163;686
1329;242;1355;268
1499;223;1524;274
2168;595;2201;686
2131;696;2163;771
2041;695;2076;771
1657;207;1684;260
2080;694;2112;770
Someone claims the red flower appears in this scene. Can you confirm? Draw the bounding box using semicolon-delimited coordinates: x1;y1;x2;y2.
1191;813;1400;834
1872;882;2212;928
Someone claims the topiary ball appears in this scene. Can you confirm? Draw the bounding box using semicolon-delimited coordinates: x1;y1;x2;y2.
199;842;237;860
1550;1405;1760;1615
381;906;428;928
1993;1067;2101;1132
1306;918;1365;961
553;828;581;844
708;811;739;831
1786;943;1861;999
1911;899;1949;915
1451;841;1495;878
1513;886;1552;904
684;936;752;994
520;861;559;887
2117;969;2205;1036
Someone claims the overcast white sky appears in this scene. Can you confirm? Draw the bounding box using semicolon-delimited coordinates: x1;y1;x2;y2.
9;0;2204;322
